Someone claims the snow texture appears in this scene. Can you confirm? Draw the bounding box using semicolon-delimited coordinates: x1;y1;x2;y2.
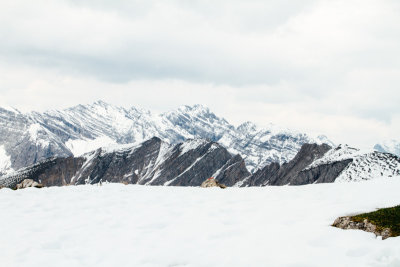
0;178;400;266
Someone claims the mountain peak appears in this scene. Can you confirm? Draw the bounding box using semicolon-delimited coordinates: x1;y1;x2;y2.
0;106;20;114
374;140;400;156
237;121;258;133
93;100;109;106
177;104;211;114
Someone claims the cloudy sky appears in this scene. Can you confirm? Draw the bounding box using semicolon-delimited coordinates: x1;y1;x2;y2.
0;0;399;148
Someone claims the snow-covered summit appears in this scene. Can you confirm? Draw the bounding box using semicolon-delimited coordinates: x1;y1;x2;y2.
374;140;400;157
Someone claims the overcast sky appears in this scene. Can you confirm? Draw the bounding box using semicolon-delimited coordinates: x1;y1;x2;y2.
0;0;399;148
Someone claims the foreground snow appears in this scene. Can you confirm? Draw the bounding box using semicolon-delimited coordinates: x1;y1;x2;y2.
1;179;400;267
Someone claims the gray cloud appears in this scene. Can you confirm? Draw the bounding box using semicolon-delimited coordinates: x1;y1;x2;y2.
0;0;399;148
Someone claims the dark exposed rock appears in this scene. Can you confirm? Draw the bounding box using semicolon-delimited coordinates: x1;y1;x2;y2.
214;154;251;186
332;216;392;240
291;159;353;185
243;143;335;186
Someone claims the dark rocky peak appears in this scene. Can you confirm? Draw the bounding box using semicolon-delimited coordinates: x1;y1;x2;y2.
243;143;333;186
292;143;332;163
148;139;235;186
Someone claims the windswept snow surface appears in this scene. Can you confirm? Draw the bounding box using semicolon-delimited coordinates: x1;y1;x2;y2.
1;178;400;266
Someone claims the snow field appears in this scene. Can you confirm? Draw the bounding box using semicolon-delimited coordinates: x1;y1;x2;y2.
1;178;400;267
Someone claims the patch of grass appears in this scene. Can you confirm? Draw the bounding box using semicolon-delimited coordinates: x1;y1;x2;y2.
351;205;400;237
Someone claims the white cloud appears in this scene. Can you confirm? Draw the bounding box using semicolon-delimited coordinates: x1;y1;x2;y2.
0;0;399;149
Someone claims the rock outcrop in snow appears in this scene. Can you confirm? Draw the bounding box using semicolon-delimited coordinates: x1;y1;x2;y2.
332;216;392;240
15;179;43;190
200;178;227;188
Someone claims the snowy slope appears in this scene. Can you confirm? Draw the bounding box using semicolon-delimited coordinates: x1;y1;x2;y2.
0;101;334;173
306;144;400;182
1;178;400;267
0;145;13;176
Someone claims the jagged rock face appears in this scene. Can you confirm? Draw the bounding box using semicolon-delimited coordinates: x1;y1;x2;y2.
0;137;250;188
213;154;251;186
72;137;163;185
0;157;85;188
147;140;233;186
292;160;353;185
0;102;332;175
243;143;333;186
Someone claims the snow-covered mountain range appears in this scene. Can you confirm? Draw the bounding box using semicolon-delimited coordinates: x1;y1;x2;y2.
1;138;398;189
0;100;332;175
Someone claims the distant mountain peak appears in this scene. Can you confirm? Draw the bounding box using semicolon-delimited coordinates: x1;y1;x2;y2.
237;121;258;133
374;140;400;156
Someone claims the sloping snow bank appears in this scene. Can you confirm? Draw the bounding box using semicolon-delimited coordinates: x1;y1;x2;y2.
65;136;117;156
1;178;400;267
